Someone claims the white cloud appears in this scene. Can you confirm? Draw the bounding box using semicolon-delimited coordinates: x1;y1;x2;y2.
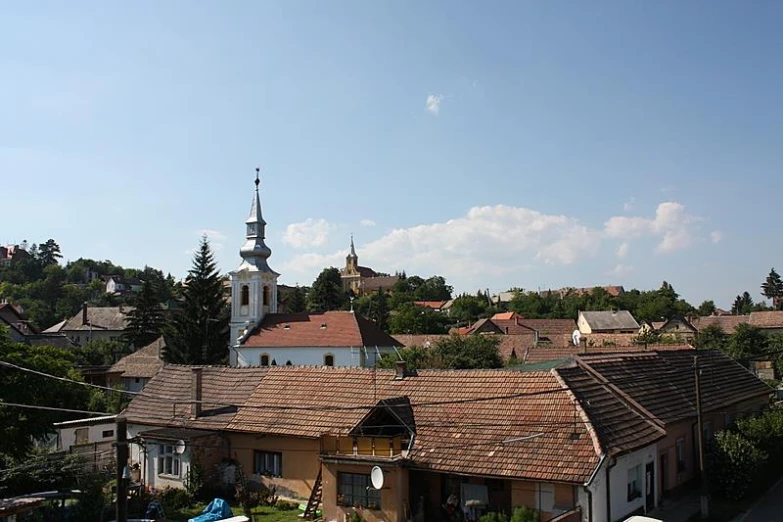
616;242;629;258
360;219;376;227
425;94;443;115
710;231;723;244
196;229;225;251
282;218;334;248
623;198;635;212
604;202;699;253
280;204;601;287
199;229;226;240
610;264;634;277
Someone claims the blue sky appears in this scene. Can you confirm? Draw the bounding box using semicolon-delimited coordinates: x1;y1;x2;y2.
2;1;782;309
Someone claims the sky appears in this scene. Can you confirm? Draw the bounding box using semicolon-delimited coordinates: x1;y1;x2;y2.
1;1;782;309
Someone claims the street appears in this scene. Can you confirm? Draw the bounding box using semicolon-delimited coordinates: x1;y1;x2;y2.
738;477;783;522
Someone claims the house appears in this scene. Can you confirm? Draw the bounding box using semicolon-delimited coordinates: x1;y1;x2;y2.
105;275;143;296
106;337;166;392
340;236;399;296
412;301;450;312
651;317;697;343
45;303;132;345
0;303;35;339
569;350;772;500
692;311;783;335
578;311;639;334
748;311;783;335
0;243;31;268
53;415;118;472
540;286;626;299
121;362;680;522
234;311;401;367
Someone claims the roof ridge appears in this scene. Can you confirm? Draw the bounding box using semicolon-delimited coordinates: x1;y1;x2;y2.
551;368;603;457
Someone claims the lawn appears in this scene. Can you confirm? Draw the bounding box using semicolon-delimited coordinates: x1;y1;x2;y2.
168;503;304;522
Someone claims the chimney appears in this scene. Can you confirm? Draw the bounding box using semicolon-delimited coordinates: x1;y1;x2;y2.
534;330;540;345
82;303;88;325
191;367;203;419
395;360;407;380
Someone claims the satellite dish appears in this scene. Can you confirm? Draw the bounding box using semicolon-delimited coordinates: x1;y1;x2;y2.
572;329;581;347
175;440;186;455
370;466;384;490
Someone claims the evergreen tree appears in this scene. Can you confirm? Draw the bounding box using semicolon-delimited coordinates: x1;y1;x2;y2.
307;267;349;312
732;292;754;315
164;237;229;365
697;300;717;317
123;279;164;348
37;239;62;267
761;268;783;309
286;285;307;313
365;288;390;331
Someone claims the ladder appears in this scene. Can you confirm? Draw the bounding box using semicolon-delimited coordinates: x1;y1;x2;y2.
302;468;323;520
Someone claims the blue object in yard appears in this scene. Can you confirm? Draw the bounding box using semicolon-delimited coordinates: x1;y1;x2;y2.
188;498;233;522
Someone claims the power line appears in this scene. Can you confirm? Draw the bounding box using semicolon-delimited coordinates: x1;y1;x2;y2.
0;401;113;416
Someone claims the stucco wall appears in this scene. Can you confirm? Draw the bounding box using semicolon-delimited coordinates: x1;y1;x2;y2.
58;421;116;451
322;462;409;522
234;346;395;368
608;444;657;521
231;433;321;500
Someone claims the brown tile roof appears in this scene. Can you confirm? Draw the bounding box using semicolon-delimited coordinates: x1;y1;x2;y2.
122;365;269;431
575;350;772;425
524;344;694;365
61;306;132;332
361;275;400;292
692;315;749;333
108;337;165;378
413;301;449;310
242;311;400;348
555;366;665;456
228;366;602;483
356;266;377;278
491;312;517;321
749;311;783;328
393;334;451;348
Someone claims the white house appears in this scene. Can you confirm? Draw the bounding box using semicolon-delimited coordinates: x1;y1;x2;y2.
107;337;165;392
578;310;640;334
233;310;401;367
45;304;132;345
54;415;118;452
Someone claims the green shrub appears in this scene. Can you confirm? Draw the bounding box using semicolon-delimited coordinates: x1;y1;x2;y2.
275;499;299;510
510;506;539;522
708;431;767;501
158;486;191;513
480;511;509;522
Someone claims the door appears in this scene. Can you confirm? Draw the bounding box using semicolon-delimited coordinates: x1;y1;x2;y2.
645;462;655;512
659;454;668;499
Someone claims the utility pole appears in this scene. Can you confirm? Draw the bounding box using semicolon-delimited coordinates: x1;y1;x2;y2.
694;355;709;519
116;417;128;522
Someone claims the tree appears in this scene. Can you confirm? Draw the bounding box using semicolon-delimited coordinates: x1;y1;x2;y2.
697;300;716;317
708;430;767;502
694;324;728;351
307;268;349;312
123;279;164;348
761;268;783;309
725;323;768;366
164;237;229;365
37;239;62;267
430;335;503;369
388;302;449;335
286;286;307;313
364;289;390;331
732;292;754;315
376;345;432;371
0;327;93;459
449;293;491;325
413;276;453;301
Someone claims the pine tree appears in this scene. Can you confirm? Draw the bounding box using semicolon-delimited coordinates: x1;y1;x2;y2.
37;239;62;267
731;292;754;315
286;286;307;313
164;237;229;365
761;268;783;309
307;267;349;312
123;279;164;348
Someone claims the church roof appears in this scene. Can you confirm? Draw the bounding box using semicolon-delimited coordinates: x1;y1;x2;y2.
241;311;401;348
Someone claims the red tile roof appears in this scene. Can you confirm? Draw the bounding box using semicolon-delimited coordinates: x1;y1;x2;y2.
242;311;400;348
108;337;165;378
692;315;749;333
749;311;783;328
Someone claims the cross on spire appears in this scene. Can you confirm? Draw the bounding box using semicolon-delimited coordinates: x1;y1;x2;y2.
255;167;260;188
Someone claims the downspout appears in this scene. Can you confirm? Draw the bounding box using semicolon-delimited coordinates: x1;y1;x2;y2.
606;456;617;522
583;453;605;522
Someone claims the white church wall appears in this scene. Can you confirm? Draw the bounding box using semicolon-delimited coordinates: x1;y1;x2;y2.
234;346;397;368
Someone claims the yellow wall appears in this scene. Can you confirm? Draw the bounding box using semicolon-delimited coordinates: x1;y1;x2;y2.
230;433;321;500
322;462;409;522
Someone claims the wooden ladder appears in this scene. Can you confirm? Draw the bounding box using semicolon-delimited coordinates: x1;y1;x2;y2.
302;468;323;520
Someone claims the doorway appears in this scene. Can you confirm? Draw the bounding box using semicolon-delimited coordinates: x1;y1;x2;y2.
645;462;655;512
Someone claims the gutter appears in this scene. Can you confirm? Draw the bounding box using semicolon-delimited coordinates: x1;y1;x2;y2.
583;453;605;522
606;456;617;522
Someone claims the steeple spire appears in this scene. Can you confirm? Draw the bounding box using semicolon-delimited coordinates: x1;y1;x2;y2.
240;168;274;273
350;234;356;257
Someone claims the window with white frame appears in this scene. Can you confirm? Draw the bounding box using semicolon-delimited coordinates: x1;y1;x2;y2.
254;451;282;477
158;444;181;476
627;464;642;501
535;483;555;512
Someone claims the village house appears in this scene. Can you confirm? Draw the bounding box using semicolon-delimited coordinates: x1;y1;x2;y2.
692;310;783;335
119;355;757;522
227;173;400;367
106;336;166;392
43;303;131;346
104;275;143;296
577;311;639;335
0;242;31;268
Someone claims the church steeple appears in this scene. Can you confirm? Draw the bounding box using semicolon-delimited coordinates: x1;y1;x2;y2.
346;234;358;271
240;168;274;273
350;234;357;258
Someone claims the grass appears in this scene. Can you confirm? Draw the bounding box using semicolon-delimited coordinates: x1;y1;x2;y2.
168;503;304;522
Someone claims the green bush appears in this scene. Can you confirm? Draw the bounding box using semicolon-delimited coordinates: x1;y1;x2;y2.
479;511;509;522
708;431;767;501
158;486;191;513
510;506;539;522
275;499;299;510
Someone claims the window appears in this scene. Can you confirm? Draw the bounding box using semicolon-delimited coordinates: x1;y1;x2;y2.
703;422;712;442
157;444;181;477
627;465;642;501
324;354;334;367
260;354;270;367
534;483;554;512
263;286;270;306
241;285;249;306
134;377;141;384
285;360;292;366
725;413;735;428
254;451;282;477
676;438;686;472
75;428;89;445
338;473;380;510
102;430;114;439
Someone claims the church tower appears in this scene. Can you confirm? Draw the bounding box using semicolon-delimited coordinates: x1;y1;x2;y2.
229;168;279;357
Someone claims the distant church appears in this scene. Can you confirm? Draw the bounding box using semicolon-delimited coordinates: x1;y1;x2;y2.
228;170;400;368
339;236;399;296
